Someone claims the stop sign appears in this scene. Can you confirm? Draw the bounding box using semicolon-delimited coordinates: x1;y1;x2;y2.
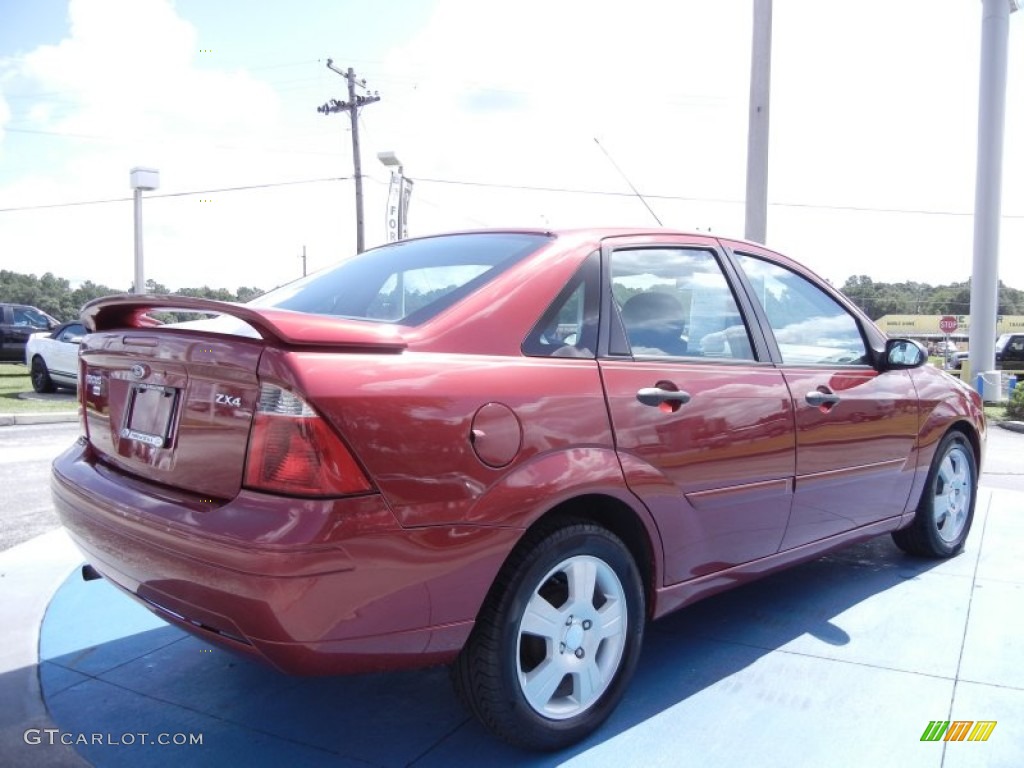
939;316;958;334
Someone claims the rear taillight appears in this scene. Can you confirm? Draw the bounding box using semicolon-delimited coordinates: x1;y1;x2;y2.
243;384;372;497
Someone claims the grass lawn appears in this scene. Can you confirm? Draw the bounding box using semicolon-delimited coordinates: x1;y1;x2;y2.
985;404;1007;423
0;364;78;414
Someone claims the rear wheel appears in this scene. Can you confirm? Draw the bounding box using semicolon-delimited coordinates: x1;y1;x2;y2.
30;356;56;393
452;520;645;751
892;431;977;557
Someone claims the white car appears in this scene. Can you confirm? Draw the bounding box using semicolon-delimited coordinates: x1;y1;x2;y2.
25;321;85;392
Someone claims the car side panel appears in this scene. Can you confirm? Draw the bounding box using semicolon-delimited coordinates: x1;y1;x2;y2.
779;367;920;549
258;348;618;529
28;335;78;384
900;365;986;521
600;361;795;584
50;336;80;380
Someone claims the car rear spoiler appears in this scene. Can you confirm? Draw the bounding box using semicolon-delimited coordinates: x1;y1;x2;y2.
80;294;408;352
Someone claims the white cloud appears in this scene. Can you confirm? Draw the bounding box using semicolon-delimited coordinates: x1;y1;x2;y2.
1;0;1022;295
0;0;347;291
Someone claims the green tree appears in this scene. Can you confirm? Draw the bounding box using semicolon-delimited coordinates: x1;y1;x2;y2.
235;286;264;303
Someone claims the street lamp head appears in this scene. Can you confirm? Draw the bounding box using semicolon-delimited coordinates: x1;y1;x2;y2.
129;167;160;191
377;151;402;168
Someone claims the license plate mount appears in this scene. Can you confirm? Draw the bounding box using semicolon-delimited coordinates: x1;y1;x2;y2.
120;383;179;449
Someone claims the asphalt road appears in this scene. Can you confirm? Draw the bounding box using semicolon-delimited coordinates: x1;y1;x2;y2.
0;422;81;552
0;421;1021;553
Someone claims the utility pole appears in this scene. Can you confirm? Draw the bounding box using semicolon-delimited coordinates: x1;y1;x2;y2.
301;245;307;277
744;0;772;244
318;60;380;253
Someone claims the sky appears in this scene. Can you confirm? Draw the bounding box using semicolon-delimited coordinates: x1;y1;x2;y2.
0;0;1022;294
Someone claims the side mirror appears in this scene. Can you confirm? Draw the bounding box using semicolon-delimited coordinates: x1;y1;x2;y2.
883;338;927;370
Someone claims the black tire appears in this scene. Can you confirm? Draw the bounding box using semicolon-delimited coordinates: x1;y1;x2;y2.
892;431;977;558
30;356;56;393
452;520;645;751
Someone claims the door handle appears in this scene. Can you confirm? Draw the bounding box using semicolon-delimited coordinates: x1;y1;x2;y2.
637;388;692;407
805;390;841;407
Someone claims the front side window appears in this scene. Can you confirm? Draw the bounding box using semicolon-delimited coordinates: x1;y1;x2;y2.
736;253;868;366
13;307;52;329
250;233;552;326
610;248;754;360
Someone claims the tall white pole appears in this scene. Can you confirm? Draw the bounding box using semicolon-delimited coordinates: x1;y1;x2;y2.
133;188;145;294
129;167;158;293
968;0;1016;399
744;0;772;244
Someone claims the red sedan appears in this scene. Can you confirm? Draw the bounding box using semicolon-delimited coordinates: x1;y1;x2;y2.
52;229;985;750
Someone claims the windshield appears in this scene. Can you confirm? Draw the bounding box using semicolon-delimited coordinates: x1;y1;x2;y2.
250;232;552;325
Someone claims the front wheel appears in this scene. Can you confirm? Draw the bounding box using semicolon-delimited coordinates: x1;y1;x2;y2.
452;520;645;751
892;431;977;557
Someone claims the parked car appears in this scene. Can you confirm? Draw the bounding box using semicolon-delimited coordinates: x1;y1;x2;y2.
0;303;58;362
25;321;86;392
52;229;986;750
996;332;1024;369
952;333;1024;370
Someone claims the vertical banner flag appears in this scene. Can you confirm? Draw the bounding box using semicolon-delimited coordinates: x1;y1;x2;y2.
400;178;414;240
385;171;401;242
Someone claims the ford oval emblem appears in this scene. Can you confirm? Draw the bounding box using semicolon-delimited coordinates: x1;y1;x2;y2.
130;364;148;379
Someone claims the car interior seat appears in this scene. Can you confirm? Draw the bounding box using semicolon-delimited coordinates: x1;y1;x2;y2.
620;292;689;356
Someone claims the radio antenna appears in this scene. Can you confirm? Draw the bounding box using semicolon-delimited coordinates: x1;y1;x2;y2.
593;137;663;226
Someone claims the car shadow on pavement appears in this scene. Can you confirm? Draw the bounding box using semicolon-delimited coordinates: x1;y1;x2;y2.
36;535;956;767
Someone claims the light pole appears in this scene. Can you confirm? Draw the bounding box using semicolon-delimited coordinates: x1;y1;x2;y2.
129;167;160;294
968;0;1018;400
378;151;413;242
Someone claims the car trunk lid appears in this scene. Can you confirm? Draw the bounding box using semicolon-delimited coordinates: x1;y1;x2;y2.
79;295;405;499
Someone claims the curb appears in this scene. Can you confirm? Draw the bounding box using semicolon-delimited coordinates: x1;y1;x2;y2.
0;412;78;427
998;420;1024;434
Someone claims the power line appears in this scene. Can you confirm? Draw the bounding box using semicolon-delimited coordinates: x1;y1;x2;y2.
0;177;348;213
3;171;1024;220
3;125;346;158
413;176;1024;218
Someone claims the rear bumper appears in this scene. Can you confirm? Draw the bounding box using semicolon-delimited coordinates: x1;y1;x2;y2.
51;440;520;674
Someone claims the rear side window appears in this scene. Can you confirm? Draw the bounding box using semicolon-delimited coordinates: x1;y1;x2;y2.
57;323;86;343
523;251;600;358
251;233;552;326
610;248;755;360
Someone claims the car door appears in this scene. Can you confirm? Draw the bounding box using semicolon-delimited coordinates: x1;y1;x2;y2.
597;236;796;585
729;246;920;550
0;306;11;360
52;323;85;379
9;306;52;359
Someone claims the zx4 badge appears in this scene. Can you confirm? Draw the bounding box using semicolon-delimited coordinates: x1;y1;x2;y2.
215;393;242;408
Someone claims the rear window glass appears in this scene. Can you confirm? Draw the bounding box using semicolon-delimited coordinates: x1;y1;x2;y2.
250;233;552;325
